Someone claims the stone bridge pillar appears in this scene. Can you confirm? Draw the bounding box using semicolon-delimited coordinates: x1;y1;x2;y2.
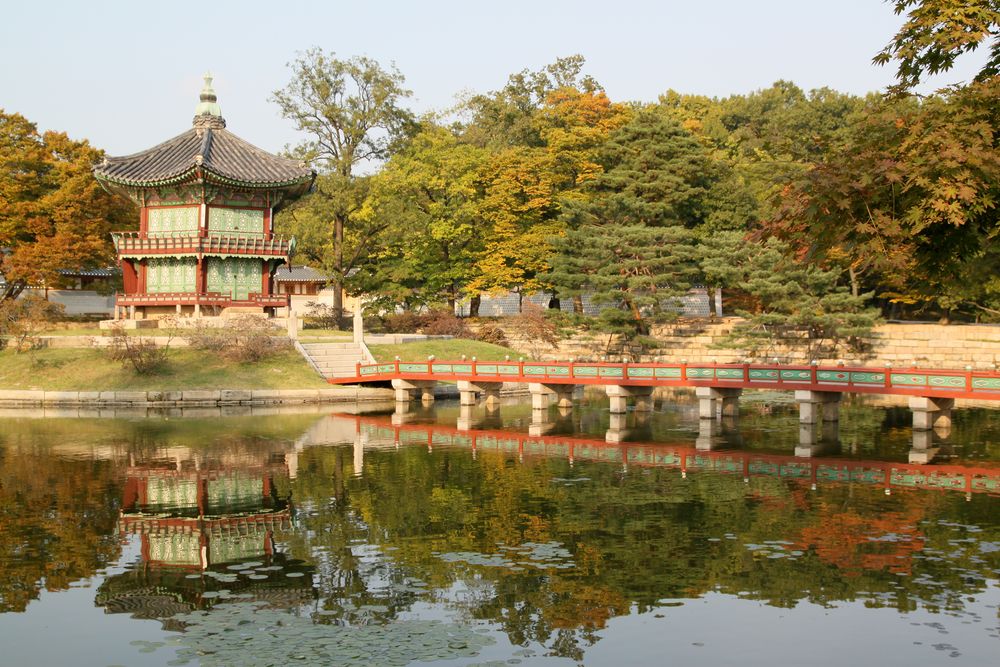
457;380;503;406
695;416;741;450
909;396;954;430
528;383;576;410
795;390;842;424
795;421;840;457
457;404;481;431
391;378;436;403
696;387;742;419
606;385;655;414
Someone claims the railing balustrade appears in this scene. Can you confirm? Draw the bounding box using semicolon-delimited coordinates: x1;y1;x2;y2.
345;359;1000;400
112;232;289;257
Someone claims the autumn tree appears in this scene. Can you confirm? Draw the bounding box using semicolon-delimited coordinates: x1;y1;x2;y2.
769;79;1000;320
0;111;134;295
875;0;1000;90
272;48;415;322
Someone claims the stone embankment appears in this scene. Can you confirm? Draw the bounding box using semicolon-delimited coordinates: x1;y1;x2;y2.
501;319;1000;370
0;387;393;408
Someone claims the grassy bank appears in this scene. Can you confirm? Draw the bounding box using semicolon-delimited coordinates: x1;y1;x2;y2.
368;339;525;362
0;347;330;391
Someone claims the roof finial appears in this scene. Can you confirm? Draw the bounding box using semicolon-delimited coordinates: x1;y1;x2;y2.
193;72;226;129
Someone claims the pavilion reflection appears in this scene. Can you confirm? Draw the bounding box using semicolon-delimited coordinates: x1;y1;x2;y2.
97;444;314;625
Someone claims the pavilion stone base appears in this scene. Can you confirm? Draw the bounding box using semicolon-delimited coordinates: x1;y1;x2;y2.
101;315;297;331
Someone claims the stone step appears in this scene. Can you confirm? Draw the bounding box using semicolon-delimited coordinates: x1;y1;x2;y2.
301;342;361;350
316;364;357;375
313;354;363;361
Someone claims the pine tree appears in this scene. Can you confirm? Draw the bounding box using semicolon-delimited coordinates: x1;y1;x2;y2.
547;109;714;351
718;238;883;360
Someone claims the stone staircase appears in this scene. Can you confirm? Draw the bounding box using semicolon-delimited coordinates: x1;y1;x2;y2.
296;341;371;380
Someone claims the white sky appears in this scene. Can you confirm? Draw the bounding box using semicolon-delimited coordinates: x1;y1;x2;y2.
0;0;988;156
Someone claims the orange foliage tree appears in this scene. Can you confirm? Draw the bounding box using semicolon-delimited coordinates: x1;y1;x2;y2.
0;110;134;290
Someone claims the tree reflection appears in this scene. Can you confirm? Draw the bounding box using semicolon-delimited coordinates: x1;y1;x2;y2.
0;447;122;612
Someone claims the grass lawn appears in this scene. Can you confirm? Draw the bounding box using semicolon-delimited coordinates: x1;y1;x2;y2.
0;347;330;391
368;339;526;362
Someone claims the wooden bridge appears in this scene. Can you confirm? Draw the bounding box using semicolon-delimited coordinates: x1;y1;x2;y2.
333;360;1000;432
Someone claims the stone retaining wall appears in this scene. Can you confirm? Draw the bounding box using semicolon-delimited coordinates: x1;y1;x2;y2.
0;387;395;408
501;319;1000;370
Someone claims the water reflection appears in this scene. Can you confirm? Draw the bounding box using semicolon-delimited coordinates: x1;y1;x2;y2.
0;397;998;665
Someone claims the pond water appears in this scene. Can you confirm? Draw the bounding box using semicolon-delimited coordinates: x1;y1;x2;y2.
1;392;999;666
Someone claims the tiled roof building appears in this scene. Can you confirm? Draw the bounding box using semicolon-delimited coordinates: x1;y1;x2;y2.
95;75;316;319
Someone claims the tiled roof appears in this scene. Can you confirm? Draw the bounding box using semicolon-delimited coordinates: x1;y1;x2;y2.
273;265;328;282
93;127;315;189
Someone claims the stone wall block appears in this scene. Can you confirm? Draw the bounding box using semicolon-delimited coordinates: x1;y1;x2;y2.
115;391;149;403
220;389;252;403
43;391;81;404
181;390;221;402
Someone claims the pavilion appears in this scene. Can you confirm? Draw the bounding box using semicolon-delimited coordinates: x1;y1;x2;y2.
94;75;316;319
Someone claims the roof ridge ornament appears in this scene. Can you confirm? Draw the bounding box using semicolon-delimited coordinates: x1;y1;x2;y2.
193;72;226;129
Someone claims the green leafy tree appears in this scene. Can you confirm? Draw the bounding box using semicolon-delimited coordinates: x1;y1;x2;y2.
272;48;415;322
356;123;488;310
462;54;601;149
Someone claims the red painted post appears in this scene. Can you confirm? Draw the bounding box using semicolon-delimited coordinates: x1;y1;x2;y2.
966;367;973;393
884;364;892;389
356;361;361;378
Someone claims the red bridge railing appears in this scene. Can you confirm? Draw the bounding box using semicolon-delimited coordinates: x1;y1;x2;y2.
334;359;1000;401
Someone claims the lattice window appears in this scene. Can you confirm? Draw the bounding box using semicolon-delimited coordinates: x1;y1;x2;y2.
207;207;265;237
147;207;199;237
146;258;196;293
206;257;263;300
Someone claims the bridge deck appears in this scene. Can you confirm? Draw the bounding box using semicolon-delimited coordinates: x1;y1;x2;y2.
332;360;1000;401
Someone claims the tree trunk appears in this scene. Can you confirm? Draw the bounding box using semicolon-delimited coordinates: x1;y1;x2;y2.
573;294;583;314
332;214;345;325
848;266;860;298
470;294;481;318
706;284;717;320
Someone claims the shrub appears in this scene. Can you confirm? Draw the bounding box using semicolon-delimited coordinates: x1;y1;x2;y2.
381;311;428;333
105;324;170;374
508;303;561;359
0;295;65;353
474;322;509;347
185;315;289;362
421;309;467;337
303;302;341;329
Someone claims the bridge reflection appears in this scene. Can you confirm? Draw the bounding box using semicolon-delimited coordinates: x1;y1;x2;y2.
324;411;1000;498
